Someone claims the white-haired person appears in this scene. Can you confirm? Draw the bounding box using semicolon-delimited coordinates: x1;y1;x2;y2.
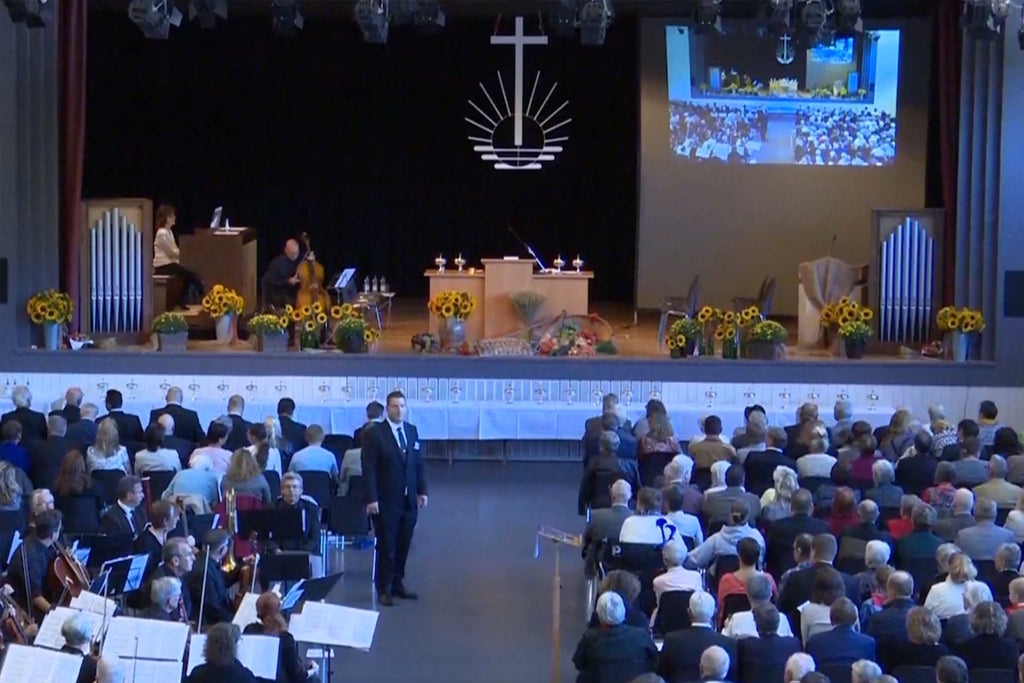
795;422;836;479
704;460;731;495
831;399;854;443
1;384;47;444
976;455;1024;508
61;611;97;683
935;656;969;683
572;591;658;683
664;454;703;515
943;580;994;646
685;501;764;577
850;659;882;683
924;552;981;619
865;459;903;508
784;403;820;459
723;572;795;639
651;539;703;625
161;452;220;513
698;646;731;683
759;466;799;525
143;575;183;621
783;652;815;683
853;539;892;599
658;591;737;683
954;496;1016;561
993;542;1022;604
1004;488;1024;543
935;489;975;542
582;479;634;577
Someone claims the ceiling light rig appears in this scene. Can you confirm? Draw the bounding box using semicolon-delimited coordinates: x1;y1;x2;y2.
128;0;183;39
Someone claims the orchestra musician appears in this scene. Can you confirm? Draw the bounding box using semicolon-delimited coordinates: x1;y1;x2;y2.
153;204;205;308
261;239;303;308
242;592;320;682
99;476;148;539
8;509;62;621
133;500;180;577
143;538;195;623
186;529;254;627
274;472;323;578
59;611;99;683
141;576;184;622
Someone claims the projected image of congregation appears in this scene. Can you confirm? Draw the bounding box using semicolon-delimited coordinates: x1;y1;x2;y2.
666;27;900;165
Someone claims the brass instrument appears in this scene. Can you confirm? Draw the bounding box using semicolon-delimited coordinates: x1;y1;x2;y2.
221;487;238;573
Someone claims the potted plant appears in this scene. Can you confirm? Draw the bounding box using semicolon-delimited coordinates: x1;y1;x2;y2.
428;290;478;351
286;302;331;351
717;320;739;359
937;306;985;362
26;289;73;350
246;313;289;353
666;317;702;358
747;320;787;360
152;312;189;352
736;306;762;357
839;319;872;359
334;312;381;353
821;299;872;355
201;284;244;344
695;306;721;357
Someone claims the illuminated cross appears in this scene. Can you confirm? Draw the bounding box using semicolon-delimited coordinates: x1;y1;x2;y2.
491;16;548;147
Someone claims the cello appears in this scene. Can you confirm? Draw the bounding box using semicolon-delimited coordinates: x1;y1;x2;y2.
294;232;330;312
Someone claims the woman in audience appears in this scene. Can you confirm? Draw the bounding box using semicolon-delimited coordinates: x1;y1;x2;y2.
923;462;957;516
184;622;256;683
925;552;980;619
706;460;730;495
1004;489;1024;542
221;448;272;505
246;422;282;476
953;601;1020;670
86;418;130;474
886;494;920;539
686;501;765;576
639;413;680;459
193;421;233;474
885;606;949;670
795;422;836;479
134;423;182;474
849;435;880;488
826;487;860;536
574;591;658;683
760;466;798;524
243;592;318;683
0;462;23;511
943;581;993;645
798;565;848;645
633;399;667;440
998;428;1024;485
931;418;958;451
588;571;648;629
865;459;904;508
716;537;775;605
53;450;103;530
880;410;917;461
133;499;180;576
815;461;862;515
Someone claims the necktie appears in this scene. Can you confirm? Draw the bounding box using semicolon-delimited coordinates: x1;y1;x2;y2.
397;426;408;452
126;510;135;534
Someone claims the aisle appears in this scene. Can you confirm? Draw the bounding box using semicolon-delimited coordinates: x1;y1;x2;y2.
326;462;588;683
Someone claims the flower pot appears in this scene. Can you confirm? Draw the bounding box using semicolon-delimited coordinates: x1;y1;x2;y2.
949;331;972;362
683;338;698;357
158;331;188;352
215;314;236;344
440;318;466;352
340;335;367;354
256;333;288;353
40;322;61;350
722;339;739;360
843;337;866;359
299;330;320;351
699;337;715;358
746;340;779;360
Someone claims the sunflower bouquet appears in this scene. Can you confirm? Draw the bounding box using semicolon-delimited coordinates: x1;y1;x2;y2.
428;290;478;321
666;317;702;358
245;313;289;336
201;284;245;318
937;306;985;334
285;301;332;349
695;306;723;356
27;289;73;325
715;315;740;359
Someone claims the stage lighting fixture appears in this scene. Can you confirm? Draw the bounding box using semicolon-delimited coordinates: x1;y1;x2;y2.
3;0;50;27
767;0;793;32
272;0;304;37
834;0;862;36
552;0;578;38
354;0;388;42
694;0;723;35
189;0;226;29
579;0;613;46
128;0;183;40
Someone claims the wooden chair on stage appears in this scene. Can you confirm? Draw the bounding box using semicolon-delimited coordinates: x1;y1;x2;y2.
657;275;700;351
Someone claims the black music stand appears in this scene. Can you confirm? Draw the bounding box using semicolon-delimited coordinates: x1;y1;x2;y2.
70;533;134;570
98;553;149;597
261;550;311;586
294;572;344;606
238;509;304;543
188;514;217;544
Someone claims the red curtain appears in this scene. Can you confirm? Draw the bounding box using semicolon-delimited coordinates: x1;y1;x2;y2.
58;0;87;329
935;0;961;304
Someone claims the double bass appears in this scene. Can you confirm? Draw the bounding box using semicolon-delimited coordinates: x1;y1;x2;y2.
294;232;330;312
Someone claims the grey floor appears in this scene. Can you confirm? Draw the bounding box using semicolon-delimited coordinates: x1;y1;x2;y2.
323;461;588;683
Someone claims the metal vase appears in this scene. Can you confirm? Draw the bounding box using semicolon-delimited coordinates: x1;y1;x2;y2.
440;318;466;352
949;331;971;362
215;314;235;344
41;322;61;351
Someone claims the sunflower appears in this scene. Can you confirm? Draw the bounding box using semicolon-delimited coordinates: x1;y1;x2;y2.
304;320;316;332
962;321;976;333
745;306;760;318
29;311;43;324
316;312;328;324
363;329;375;343
667;337;678;350
697;306;713;323
839;296;850;306
459;300;472;315
341;303;355;316
860;309;873;321
313;302;324;315
330;305;344;319
278;316;289;328
674;334;686;348
724;311;736;324
441;303;455;318
290;309;303;322
725;325;737;338
714;329;725;341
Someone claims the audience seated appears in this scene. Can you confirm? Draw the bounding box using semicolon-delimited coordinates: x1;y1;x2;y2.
866;571;917;666
703;465;761;529
992;543;1021;604
952;437;987;487
896;435;938;497
783;653;816;683
744;428;792;497
954;497;1016;561
1005;578;1024;643
798;566;854;645
864;460;903;509
664;457;704;516
640;413;682;460
826;488;860;537
849;435;880;489
840;501;893;554
1004;489;1024;542
685;501;764;576
590;572;650;630
716;538;775;606
723;573;795;639
792;106;896;167
289;424;340;477
733;411;767;462
652;539;704;623
633;399;666;441
779;534;815;594
696;645;735;683
784;404;820;459
795;423;835;480
925;552;981;619
934;656;968;683
688;416;736;471
579;431;640;515
850;660;882;683
851;540;891;598
894;503;944;567
657;591;738;683
943;581;994;646
953;600;1020;670
583;480;634;576
759;466;799;525
805;598;876;665
619;487;672;545
934;489;975;542
923;462;958;516
977;400;1002;447
766;490;830;578
162;452;220;514
575;590;659;683
662;484;703;546
976;456;1024;509
779;534;860;618
885;605;949;672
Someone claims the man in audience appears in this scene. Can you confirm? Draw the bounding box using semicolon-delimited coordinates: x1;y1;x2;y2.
161;452;220;513
29;414;80;490
864;460;903;508
895;503;944;566
353;401;384;446
743;427;791;496
841;500;892;546
618;487;669;544
850;660;883;683
779;533;860;615
157;414;194;469
657;591;738;683
223;395;252;451
935;489;975;542
779;534;814;593
664;457;703;515
974;455;1022;508
585;411;638;467
573;590;657;683
698;646;733;683
703;465;761;528
99;389;144;443
978;400;1002;447
831;400;854;444
66;402;99;446
145;538;195;622
276;397;307;457
1;385;47;444
57;387;84;425
688;415;735;469
993;543;1021;605
865;571;915;657
734;418;767;464
731;405;766;449
578;431;639;515
653;539;703;606
585;393;623;438
724;573;795;638
955;497;1017;560
582;479;633;576
149;386;204;444
783;653;815;683
1006;579;1024;641
805;597;876;665
99;475;147;538
783;403;819;457
662;483;702;546
143;576;183;621
943;420;980;462
276;472;323;578
736;603;801;683
766;489;830;578
289;424;339;477
935;655;969;683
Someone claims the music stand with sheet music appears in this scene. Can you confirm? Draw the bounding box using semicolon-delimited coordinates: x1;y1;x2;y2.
237;509;303;543
260;550;311;586
96;554;149;597
535;526;582;683
68;533;134;570
290;572;343;607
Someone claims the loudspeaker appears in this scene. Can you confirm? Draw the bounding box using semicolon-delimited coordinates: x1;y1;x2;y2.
1005;271;1024;318
0;258;7;304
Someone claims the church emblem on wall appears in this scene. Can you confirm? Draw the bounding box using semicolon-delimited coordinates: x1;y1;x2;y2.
466;16;571;171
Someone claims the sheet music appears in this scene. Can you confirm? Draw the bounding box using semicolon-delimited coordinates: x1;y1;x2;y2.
5;531;19;565
0;644;83;683
232;592;260;628
187;634;279;680
289;602;379;650
123;658;185;683
34;606;106;651
102;616;189;662
69;590;117;617
123;554;150;592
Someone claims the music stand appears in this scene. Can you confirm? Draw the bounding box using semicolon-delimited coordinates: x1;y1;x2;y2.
188;514;217;544
260;551;311;587
292;572;344;607
97;554;149;597
69;533;134;570
237;509;304;543
535;526;582;683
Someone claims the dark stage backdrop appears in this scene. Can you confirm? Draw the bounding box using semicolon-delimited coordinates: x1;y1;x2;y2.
83;13;638;303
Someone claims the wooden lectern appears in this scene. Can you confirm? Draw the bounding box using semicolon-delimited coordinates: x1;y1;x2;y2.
180;228;258;314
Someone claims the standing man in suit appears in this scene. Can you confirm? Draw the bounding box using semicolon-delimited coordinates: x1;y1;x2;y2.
582;479;634;576
223;395;251;452
150;387;204;444
1;385;47;444
66;403;99;446
57;387;84;425
100;390;144;444
29;415;81;490
99;475;147;539
276;398;307;459
362;390;427;606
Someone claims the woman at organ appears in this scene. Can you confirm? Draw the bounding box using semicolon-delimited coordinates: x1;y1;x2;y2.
153;203;205;308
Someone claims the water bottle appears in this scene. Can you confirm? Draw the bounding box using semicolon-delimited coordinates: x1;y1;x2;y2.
372;276;379;292
363;276;370;293
380;277;388;293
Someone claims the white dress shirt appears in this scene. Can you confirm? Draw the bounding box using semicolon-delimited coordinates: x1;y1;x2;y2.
117;500;138;534
925;579;978;619
618;515;674;545
664;510;704;545
153;227;180;268
797;453;837;479
134;447;182;474
722;610;795;639
387;419;409;450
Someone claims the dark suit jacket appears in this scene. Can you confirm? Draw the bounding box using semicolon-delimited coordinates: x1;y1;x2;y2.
895;453;938;496
187;557;237;627
224;414;253;452
737;635;802;683
743;449;792;496
941;442;964;462
573;624;657;683
150;404;205;444
702;487;761;528
65;419;97;447
29;435;82;490
895;530;945;566
657;626;738;683
579;456;640;516
61;646;96;683
778;562;861;616
361;421;426;516
278;415;307;457
57;405;81;425
99;503;147;538
185;660;257;683
865;597;921;670
99;409;144;444
0;407;47;444
806;625;876;666
953;634;1021;670
583;427;639;468
765;514;831;578
144;562;193;620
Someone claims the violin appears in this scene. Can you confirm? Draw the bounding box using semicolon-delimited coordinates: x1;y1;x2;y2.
0;590;33;645
294;232;330;312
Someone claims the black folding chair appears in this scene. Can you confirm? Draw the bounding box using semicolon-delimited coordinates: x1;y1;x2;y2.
263;469;281;501
599;542;665;617
709;554;740;595
323;434;355;473
297;471;335;514
652;589;693;636
972;671;1017;683
639;453;674;488
720;593;751;627
327;475;375;579
893;666;942;683
142;470;176;501
899;556;938;601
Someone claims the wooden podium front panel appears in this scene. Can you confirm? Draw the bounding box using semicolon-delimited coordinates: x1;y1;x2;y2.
482;259;534;338
424;271;485;341
180;228;257;313
533;271;594;319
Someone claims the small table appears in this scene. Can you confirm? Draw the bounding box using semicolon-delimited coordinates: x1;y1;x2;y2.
354;292;395;329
